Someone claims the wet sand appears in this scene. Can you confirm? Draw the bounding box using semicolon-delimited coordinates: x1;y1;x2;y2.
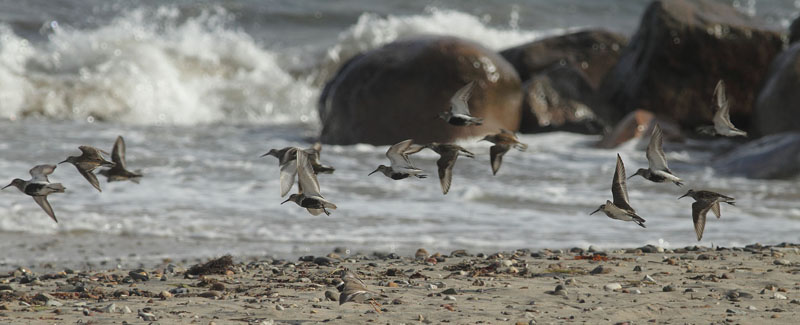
1;243;799;324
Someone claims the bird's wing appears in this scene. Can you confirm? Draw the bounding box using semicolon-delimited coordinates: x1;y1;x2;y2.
612;154;635;212
489;145;510;175
77;166;103;192
311;142;323;153
692;200;712;241
32;196;58;223
710;200;721;219
296;150;322;197
387;139;414;168
403;144;426;156
279;158;297;197
437;150;459;194
111;136;127;169
712;80;738;130
339;280;371;305
449;81;476;115
645;124;671;171
29;165;56;182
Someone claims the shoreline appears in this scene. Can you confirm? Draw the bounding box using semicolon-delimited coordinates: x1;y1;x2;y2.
1;243;799;324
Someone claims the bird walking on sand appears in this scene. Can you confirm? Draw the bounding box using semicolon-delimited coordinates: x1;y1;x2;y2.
98;136;143;183
590;154;646;228
697;80;747;137
629;124;683;186
480;129;528;175
263;143;335;197
60;146;115;192
3;165;65;223
679;189;735;241
438;81;483;126
335;268;381;313
281;150;337;216
423;143;475;194
369;139;427;180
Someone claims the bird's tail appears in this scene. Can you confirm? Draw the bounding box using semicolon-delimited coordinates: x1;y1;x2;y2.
514;142;528;152
674;180;684;187
472;117;484;125
48;183;66;193
416;174;428;179
633;215;646;228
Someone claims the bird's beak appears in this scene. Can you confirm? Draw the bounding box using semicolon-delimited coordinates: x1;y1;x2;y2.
2;183;12;190
589;207;602;215
627;174;635;179
280;198;291;205
260;152;269;157
368;168;379;176
677;193;688;200
58;159;67;164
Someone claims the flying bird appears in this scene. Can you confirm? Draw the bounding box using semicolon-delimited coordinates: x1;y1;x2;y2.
438;81;483;126
590;154;646;228
423;143;475;194
697;80;747;137
60;146;115;192
98;136;143;183
629;124;683;186
480;129;528;175
369;139;427;180
3;165;66;223
281;150;337;216
679;189;736;241
263;143;335;197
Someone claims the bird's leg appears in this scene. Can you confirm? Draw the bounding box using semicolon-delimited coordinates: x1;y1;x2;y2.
369;298;382;314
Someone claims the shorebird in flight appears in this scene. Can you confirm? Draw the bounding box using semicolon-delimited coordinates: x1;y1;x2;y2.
697;80;747;137
281;150;337;216
438;81;483;126
3;165;66;223
263;143;335;197
369;139;427;180
423;143;475;194
590;154;646;228
480;129;527;175
98;136;143;183
629;124;683;186
679;189;736;241
60;146;115;192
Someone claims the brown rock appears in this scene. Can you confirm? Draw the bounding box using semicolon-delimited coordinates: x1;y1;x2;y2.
754;43;800;137
319;36;522;145
599;0;783;131
415;248;429;260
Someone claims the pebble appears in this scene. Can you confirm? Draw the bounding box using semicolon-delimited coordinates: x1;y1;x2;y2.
313;257;335;266
159;290;172;299
391;298;403;305
138;310;157;321
169;287;189;295
123;306;132;314
276;305;285;311
590;265;612;275
444;295;456;301
726;308;746;316
773;259;792;266
662;285;676;292
642;275;656;283
684;288;697;293
198;291;223;299
746;306;758;310
630;289;642;294
415;248;429;260
604;283;622;291
101;303;116;313
441;288;457;295
450;249;468;257
425;284;438;290
774;292;787;300
128;269;149;281
633;266;643;272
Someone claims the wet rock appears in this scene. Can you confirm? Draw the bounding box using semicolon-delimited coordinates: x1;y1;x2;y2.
128;269;149;281
319;36;523;145
712;133;800;179
313;257;335;266
604;283;622;291
298;255;315;262
754;43;800;137
598;0;782;130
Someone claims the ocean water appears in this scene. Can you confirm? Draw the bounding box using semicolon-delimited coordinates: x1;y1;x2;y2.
0;0;799;270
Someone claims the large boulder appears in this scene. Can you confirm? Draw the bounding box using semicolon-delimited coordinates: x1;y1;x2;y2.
318;36;522;145
712;132;800;179
598;0;783;131
500;30;627;88
753;43;800;136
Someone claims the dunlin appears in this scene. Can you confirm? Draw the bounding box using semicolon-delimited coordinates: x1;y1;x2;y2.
679;189;735;240
629;124;683;186
263;144;335;197
438;81;483;126
369;139;427;180
308;142;335;174
60;146;115;192
590;154;646;228
423;143;475;194
3;165;65;223
97;136;143;183
697;80;747;137
480;129;528;175
281;150;337;216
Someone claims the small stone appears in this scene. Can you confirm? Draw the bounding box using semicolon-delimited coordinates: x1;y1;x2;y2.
747;306;758;310
663;285;676;292
313;257;335;266
642;275;656;283
450;249;468;257
45;300;63;307
159;291;172;299
128;269;149;281
426;284;438;290
169;287;189;295
138;310;157;321
721;273;733;279
774;292;787;300
160;275;167;281
415;248;429;260
726;308;746;316
391;298;403;305
633;266;642;272
441;288;457;295
387;282;399;288
773;259;791;266
327;253;341;260
684;288;697;293
210;282;226;291
198;291;223;299
444;295;456;301
276;304;285;311
418;314;425;321
123;306;132;314
324;290;338;301
604;283;622;291
630;289;642;294
298;255;315;262
101;303;116;313
590;265;612;275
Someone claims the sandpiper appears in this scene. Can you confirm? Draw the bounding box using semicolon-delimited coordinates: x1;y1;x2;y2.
60;146;115;192
308;142;336;174
590;154;646;228
97;136;143;183
281;150;337;216
480;129;528;175
3;165;66;223
423;143;475;194
369;139;427;180
678;189;736;241
697;80;747;137
263;144;335;197
335;268;381;312
438;81;483;126
629;124;683;186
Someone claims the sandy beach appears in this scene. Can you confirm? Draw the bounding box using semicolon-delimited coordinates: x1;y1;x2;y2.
1;243;799;324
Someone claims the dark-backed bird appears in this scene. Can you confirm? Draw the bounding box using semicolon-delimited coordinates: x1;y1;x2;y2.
629;124;683;186
98;136;143;183
335;268;381;312
590;154;646;228
678;189;735;241
697;80;747;137
3;165;65;223
281;150;337;216
423;143;475;194
262;143;335;197
60;146;115;192
369;139;427;180
480;129;528;175
438;81;483;126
